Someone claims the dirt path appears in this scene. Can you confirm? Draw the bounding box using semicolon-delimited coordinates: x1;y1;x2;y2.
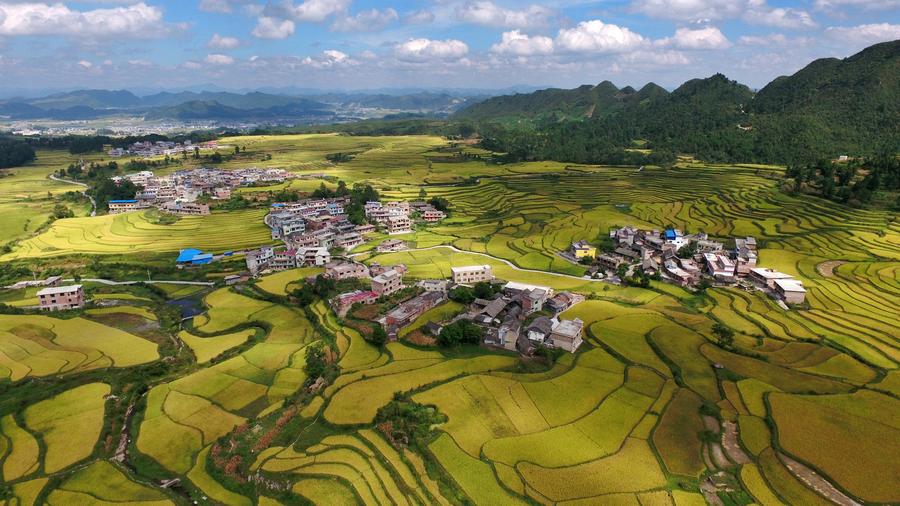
721;421;751;465
778;452;861;506
816;260;847;278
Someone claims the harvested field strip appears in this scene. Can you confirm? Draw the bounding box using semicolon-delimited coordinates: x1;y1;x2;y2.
517;438;666;502
769;392;900;503
429;433;528;506
482;384;656;468
23;382;109;474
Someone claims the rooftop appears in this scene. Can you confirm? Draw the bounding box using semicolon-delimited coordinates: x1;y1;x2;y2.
775;278;806;293
451;265;491;274
37;284;82;296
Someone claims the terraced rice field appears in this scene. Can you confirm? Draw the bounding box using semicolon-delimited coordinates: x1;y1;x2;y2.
0;136;897;505
0;313;159;381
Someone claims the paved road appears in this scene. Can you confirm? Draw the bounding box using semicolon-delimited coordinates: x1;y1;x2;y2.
49;174;96;216
350;244;616;284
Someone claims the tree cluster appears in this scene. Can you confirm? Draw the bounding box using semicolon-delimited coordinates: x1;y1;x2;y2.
0;139;36;168
437;320;484;347
785;155;900;208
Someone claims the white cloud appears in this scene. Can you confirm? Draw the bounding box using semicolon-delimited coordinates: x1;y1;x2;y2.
659;26;731;49
745;1;817;29
456;1;553;30
0;2;174;38
252;16;295;39
491;30;554;55
555;20;645;53
618;49;691;65
331;8;398;32
814;0;900;11
404;10;434;25
825;23;900;44
199;0;236;13
631;0;745;22
205;53;235;65
273;0;352;23
300;49;357;68
738;33;787;45
207;33;240;49
395;38;469;61
77;60;93;69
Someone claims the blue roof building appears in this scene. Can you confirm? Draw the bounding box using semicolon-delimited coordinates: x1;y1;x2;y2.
109;199;138;204
177;248;203;263
191;254;214;265
664;229;677;241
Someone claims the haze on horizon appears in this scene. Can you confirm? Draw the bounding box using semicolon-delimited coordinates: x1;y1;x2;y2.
0;0;898;94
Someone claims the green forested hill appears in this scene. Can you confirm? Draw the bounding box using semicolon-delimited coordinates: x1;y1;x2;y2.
460;40;900;164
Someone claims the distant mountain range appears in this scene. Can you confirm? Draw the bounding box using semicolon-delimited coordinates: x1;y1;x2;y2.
455;40;900;163
0;89;492;122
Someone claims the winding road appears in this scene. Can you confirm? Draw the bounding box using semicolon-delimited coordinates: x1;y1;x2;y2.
49;174;96;216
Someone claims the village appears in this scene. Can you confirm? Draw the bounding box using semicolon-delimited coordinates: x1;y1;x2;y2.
324;261;588;356
107;166;299;215
107;139;223;158
568;226;806;306
239;195;446;274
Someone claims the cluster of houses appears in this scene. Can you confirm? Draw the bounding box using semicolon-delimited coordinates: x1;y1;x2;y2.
108;167;294;215
573;227;806;305
364;200;446;234
328;262;587;355
107;140;221;158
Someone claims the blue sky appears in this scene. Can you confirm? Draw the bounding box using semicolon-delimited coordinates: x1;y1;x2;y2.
0;0;898;93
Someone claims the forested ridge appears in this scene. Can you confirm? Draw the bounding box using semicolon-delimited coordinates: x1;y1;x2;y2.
459;40;900;165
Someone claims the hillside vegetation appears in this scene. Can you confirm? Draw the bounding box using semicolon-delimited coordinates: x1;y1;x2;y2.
459;40;900;164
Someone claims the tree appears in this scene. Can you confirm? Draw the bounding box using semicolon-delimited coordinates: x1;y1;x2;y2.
370;325;388;347
438;320;484;347
712;322;735;348
473;281;495;299
449;285;475;304
418;188;427;199
0;140;36;168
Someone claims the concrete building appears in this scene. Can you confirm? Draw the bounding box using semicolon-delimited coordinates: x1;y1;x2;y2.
333;290;379;317
571;240;596;259
325;262;369;280
297;247;330;266
418;279;449;293
108;199;149;214
451;265;493;285
37;285;84;311
775;279;806;304
548;318;584;353
749;268;794;289
371;269;403;297
704;253;736;282
376;239;407;253
386;215;412;234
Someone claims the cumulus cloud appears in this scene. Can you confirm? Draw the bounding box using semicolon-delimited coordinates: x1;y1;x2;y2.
491;30;554;55
0;2;176;38
618;49;691;65
301;49;355;68
404;10;435;25
745;1;817;29
659;26;731;49
331;8;398;32
814;0;900;11
395;38;469;61
199;0;238;13
738;33;787;45
205;53;235;65
456;1;553;30
269;0;351;23
631;0;745;22
207;33;240;49
77;60;93;69
252;16;295;39
555;20;645;53
825;23;900;44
